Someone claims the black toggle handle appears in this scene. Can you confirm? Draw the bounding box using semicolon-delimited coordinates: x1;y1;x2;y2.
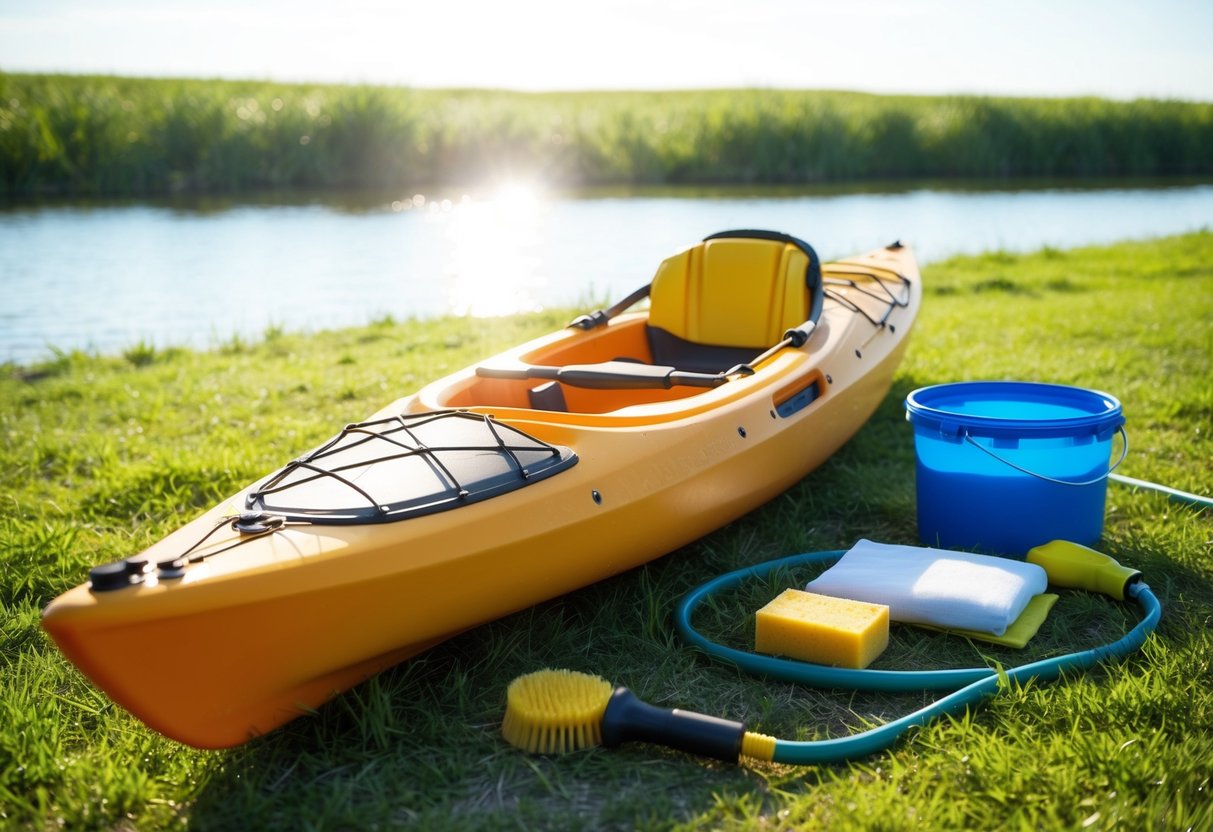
88;557;149;592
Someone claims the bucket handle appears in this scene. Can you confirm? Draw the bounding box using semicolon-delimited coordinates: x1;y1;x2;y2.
962;425;1129;487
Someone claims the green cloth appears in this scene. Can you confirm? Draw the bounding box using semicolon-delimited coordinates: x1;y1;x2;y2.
916;593;1059;649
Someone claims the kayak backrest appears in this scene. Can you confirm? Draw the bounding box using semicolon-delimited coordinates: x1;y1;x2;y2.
646;236;813;371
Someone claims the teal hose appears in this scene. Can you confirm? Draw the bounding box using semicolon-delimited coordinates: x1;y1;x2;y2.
675;550;1162;765
1110;473;1213;509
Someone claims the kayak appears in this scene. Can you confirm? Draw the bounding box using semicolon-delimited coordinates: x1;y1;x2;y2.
42;230;921;748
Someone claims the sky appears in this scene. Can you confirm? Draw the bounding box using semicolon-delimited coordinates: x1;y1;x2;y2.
1;0;1211;100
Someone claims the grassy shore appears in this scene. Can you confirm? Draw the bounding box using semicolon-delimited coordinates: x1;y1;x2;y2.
1;232;1211;830
3;73;1213;197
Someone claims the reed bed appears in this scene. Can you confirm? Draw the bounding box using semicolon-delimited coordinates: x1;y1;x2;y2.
3;73;1212;196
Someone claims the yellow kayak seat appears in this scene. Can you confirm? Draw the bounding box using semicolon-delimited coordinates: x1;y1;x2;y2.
646;230;821;373
480;230;824;392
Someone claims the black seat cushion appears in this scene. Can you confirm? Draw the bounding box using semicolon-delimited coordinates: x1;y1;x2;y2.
646;326;759;374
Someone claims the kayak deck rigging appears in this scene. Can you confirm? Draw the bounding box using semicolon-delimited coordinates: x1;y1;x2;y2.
88;411;578;590
821;256;913;330
244;410;577;524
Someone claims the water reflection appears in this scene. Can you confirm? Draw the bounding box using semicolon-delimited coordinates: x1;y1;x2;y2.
440;182;549;317
1;180;1211;364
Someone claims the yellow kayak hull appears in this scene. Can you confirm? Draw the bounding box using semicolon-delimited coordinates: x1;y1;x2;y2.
42;243;920;748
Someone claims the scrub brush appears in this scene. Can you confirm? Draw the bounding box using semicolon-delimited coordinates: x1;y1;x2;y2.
501;668;777;762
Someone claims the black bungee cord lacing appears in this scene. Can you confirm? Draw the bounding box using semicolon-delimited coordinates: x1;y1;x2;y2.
243;410;571;523
88;410;576;592
88;509;295;591
155;510;292;576
821;261;912;329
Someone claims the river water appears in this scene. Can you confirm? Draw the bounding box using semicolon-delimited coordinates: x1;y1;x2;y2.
2;181;1211;365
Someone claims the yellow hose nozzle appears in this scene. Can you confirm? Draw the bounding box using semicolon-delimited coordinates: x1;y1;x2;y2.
1026;540;1142;600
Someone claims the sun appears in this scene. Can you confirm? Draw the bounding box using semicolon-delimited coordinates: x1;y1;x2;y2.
440;179;552;317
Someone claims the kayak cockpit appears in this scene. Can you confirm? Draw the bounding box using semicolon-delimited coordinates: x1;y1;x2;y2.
438;315;714;414
438;231;826;415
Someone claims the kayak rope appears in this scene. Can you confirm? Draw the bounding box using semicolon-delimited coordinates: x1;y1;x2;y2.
821;261;913;330
90;411;578;587
157;510;295;574
244;410;570;524
674;549;1161;765
85;509;300;590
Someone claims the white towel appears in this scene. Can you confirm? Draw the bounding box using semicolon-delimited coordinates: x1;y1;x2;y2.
805;539;1048;636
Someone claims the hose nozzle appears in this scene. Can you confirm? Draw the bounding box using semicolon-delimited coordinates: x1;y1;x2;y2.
1026;540;1141;600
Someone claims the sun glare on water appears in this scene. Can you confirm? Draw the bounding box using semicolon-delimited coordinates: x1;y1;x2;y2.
433;180;551;318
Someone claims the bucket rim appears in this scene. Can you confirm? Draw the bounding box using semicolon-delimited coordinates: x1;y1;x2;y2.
905;380;1124;438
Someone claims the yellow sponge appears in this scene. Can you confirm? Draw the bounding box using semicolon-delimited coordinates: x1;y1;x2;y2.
755;589;890;669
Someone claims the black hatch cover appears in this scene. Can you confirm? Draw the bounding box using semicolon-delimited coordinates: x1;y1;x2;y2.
245;410;577;524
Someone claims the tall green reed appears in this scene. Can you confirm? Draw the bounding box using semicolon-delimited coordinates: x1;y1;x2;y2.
2;73;1211;197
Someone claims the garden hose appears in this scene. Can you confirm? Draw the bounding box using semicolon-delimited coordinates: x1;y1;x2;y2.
674;544;1160;764
502;542;1160;766
1109;472;1213;509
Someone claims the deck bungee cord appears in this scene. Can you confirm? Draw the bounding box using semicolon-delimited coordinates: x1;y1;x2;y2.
86;410;577;590
502;543;1161;766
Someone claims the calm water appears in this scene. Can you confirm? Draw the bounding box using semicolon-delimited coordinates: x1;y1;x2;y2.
2;182;1211;365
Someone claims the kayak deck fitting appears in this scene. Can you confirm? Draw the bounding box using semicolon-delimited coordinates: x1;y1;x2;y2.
43;230;921;748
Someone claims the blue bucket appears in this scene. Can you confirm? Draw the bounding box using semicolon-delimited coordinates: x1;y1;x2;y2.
905;381;1126;556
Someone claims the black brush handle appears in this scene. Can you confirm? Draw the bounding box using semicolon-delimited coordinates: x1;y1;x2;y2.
600;687;745;762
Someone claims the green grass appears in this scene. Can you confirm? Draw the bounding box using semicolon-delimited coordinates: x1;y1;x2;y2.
2;233;1212;830
3;72;1213;197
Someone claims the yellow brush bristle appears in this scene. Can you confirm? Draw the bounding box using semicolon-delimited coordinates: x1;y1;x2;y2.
501;669;613;754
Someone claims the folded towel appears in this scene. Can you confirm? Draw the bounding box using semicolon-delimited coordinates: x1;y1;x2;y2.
805;539;1049;636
